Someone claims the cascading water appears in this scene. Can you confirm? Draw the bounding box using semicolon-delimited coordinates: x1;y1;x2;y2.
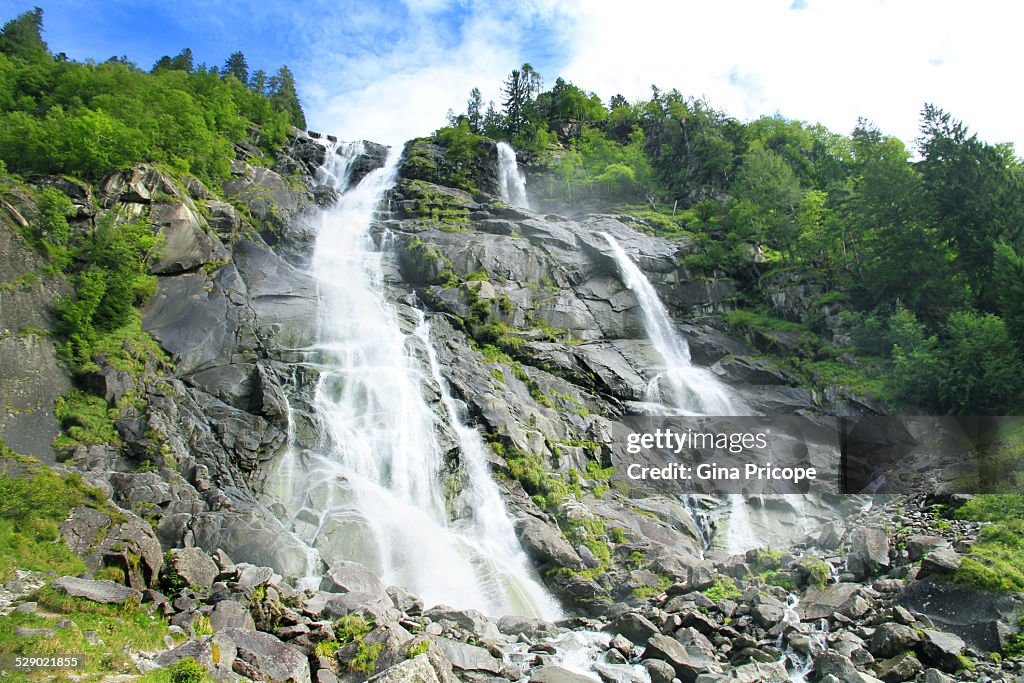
416;315;562;619
600;233;767;556
496;142;530;209
273;140;557;618
600;233;741;416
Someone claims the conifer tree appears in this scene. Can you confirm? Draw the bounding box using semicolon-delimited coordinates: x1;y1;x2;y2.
0;6;48;61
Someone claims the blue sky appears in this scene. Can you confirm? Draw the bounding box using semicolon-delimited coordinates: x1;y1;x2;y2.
2;0;1020;152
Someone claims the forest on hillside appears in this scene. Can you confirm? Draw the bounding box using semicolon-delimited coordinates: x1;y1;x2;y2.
434;64;1024;416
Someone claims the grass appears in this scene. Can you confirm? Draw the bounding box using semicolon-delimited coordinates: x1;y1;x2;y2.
331;615;382;675
0;443;102;582
81;310;170;376
951;494;1024;592
52;389;121;449
722;308;807;334
0;588;176;682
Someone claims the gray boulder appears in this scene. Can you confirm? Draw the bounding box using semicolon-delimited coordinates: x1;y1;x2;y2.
386;585;424;616
154;633;238;678
515;516;585;571
604;612;659;645
423;606;499;640
210;599;256;631
100;165;182;207
51;576;142;604
149;201;222;274
848;527;890;579
165;547;219;591
641;659;675;683
917;630;966;673
918;549;961;578
899;576;1024;652
219;627;310;682
813;651;882;682
429;636;503;674
798;583;870;621
905;535;947;562
593;662;647;683
496;615;559;639
869;623;921;659
872;652;922;683
369;654;445;683
643;633;722;683
531;666;602;683
322;559;385;596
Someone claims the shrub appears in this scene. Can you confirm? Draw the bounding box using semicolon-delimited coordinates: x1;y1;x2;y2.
704;576;741;602
168;657;207;683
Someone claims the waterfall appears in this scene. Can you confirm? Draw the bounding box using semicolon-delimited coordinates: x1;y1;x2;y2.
496;141;530;209
600;233;741;416
416;316;562;619
273;140;557;618
600;233;767;556
724;493;760;555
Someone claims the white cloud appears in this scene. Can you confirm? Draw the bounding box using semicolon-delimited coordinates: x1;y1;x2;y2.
300;2;570;146
297;0;1024;152
558;0;1024;150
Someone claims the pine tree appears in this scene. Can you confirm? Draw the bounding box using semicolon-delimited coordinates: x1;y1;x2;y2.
249;68;267;95
502;68;529;139
223;51;248;83
466;87;483;134
269;65;306;129
0;6;48;61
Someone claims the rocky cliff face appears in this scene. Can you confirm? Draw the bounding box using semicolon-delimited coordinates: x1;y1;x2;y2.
3;131;1023;683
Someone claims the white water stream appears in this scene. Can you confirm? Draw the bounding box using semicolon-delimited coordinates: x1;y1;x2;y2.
599;235;778;557
497;141;530;209
600;233;741;416
272;141;557;619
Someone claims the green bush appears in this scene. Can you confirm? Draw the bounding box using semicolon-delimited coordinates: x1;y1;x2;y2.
169;657;208;683
35;186;74;245
704;576;741;602
55;210;161;373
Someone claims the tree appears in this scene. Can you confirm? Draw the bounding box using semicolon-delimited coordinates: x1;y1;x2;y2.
918;104;1024;308
269;65;305;129
520;62;542;98
223;51;248;83
0;6;48;61
248;69;268;96
940;311;1023;414
841;119;967;320
641;89;740;205
889;303;943;410
465;87;483;134
993;242;1024;349
731;147;803;257
501;67;529;139
153;48;193;73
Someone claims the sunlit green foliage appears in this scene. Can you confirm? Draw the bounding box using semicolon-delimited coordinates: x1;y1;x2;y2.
953;495;1024;593
0;442;94;581
0;9;303;183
